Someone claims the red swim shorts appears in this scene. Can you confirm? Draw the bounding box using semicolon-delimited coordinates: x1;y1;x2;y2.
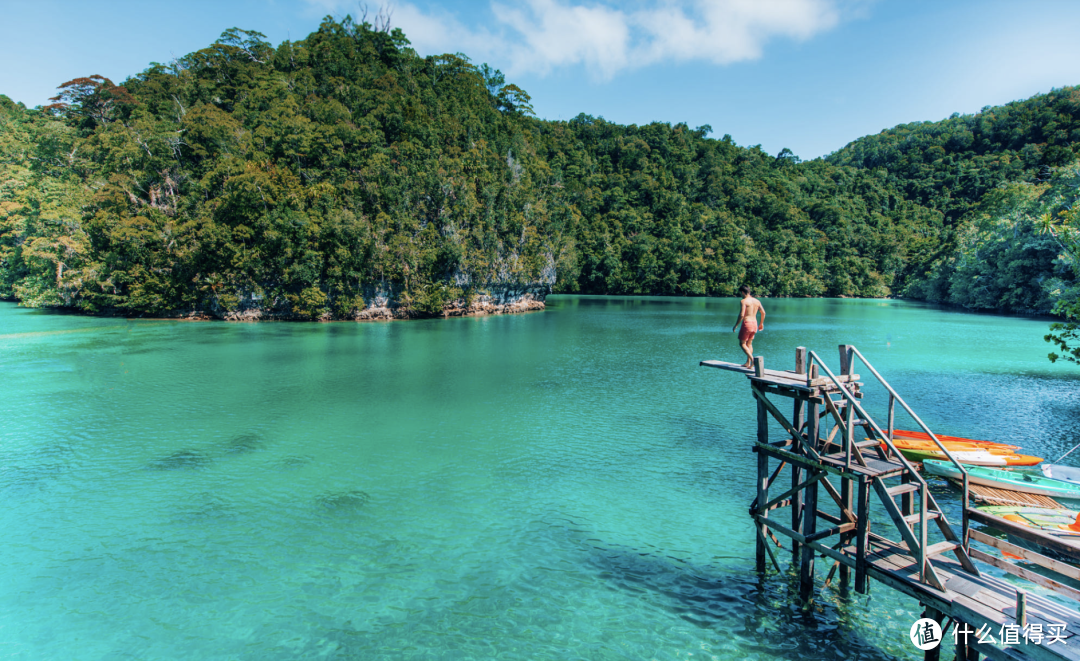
739;320;759;342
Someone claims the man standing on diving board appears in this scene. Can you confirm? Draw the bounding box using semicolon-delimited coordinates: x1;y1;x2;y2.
733;285;765;369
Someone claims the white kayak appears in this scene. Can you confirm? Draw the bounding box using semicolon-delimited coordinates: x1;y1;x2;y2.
1041;464;1080;485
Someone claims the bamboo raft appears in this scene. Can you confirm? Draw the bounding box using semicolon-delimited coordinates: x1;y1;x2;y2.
952;479;1064;509
702;346;1080;661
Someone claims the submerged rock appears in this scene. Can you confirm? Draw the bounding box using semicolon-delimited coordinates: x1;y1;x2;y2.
271;455;313;471
147;450;212;471
316;489;371;512
224;432;263;455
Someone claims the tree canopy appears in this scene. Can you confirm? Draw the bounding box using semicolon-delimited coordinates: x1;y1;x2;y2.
1;17;1077;337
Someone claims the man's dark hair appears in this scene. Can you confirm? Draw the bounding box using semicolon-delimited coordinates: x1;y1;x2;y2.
739;285;751;297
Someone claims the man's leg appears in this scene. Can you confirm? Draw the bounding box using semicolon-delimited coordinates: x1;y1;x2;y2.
740;339;754;367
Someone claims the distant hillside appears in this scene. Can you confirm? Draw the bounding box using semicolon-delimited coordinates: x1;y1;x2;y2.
827;86;1080;223
827;87;1080;317
0;18;951;319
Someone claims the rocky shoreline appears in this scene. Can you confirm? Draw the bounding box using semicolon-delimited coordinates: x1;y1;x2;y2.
191;284;552;322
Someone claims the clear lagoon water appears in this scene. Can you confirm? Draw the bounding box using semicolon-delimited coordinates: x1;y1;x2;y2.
1;296;1078;660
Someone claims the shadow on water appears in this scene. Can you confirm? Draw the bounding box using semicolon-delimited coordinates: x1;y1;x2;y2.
270;454;314;471
669;416;730;449
581;539;906;660
147;449;213;471
0;443;75;495
145;429;274;471
223;431;264;455
170;492;237;525
315;489;371;514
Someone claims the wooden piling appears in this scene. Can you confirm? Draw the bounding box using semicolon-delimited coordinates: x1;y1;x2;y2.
792;347;807;563
923;606;943;661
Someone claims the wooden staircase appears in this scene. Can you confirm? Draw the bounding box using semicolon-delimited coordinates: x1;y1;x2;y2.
808;347;980;592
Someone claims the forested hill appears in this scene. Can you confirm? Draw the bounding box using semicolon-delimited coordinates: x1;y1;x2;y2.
0;17;1076;324
826;86;1080;223
825;87;1080;321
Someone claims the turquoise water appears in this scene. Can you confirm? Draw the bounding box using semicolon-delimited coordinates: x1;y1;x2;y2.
1;296;1078;660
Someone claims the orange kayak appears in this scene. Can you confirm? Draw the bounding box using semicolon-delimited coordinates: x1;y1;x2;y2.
880;438;1042;466
893;429;1020;452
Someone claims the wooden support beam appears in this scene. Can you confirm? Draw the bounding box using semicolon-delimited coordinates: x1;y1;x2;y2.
923;606;943;661
840;472;853;585
967;509;1080;563
755;521;782;573
839;344;853;376
755;442;847;478
752;385;814;454
819;475;857;523
856;476;869;594
1017;589;1028;628
805;521;857;543
968;548;1080;602
756;436;769;574
969;529;1080;582
756;472;827;515
793;347;806;565
801;467;819;602
754;515;857;569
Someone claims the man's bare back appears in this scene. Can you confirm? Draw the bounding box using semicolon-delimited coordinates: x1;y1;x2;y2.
733;286;765;368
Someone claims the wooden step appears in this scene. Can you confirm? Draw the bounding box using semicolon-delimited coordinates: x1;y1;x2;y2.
854;440;880;448
821;452;907;477
886;483;920;497
903;511;941;525
924;541;960;558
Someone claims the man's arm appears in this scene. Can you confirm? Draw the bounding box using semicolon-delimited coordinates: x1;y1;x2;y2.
758;304;765;330
733;300;747;331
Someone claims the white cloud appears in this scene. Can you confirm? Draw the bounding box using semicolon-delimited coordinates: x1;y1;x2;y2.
303;0;849;79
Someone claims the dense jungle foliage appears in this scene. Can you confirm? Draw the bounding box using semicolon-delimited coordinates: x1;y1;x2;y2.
1;18;950;319
827;87;1080;361
1;17;1079;356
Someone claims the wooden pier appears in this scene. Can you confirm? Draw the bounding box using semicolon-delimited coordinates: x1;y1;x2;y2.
702;346;1080;661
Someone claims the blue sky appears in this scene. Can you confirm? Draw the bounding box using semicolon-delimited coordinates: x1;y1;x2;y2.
3;0;1080;159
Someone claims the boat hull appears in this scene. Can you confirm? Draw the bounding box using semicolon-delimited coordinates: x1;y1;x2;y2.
894;429;1020;451
922;460;1080;499
898;448;1006;466
1042;464;1080;485
888;440;1042;465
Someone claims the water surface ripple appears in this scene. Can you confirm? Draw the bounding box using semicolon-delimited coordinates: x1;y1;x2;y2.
1;296;1077;660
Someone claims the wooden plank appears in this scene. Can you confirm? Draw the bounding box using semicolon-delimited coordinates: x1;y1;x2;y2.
968;510;1080;564
969;548;1080;603
756;442;847;479
806;521;857;543
872;477;947;590
950;563;1080;631
959;481;1064;509
819;452;906;477
700;360;859;384
970;529;1080;583
756;471;826;514
755;514;856;569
